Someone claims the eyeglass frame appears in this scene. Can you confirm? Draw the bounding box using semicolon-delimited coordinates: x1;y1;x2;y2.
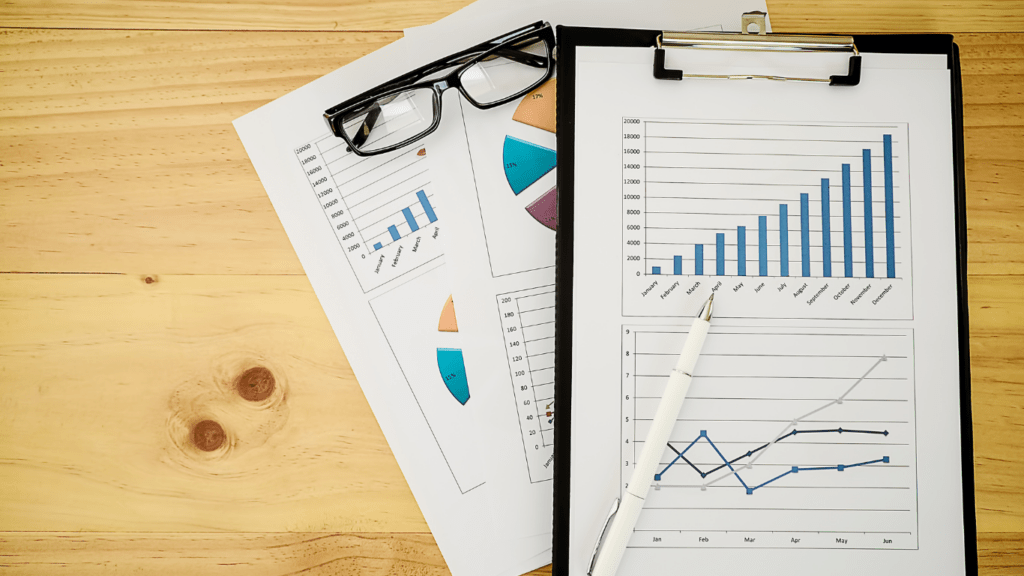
323;21;555;157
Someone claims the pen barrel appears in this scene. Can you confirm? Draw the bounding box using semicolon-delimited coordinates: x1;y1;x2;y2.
592;317;710;576
675;317;710;374
630;317;709;502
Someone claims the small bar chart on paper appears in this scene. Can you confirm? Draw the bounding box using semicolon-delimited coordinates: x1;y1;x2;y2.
621;324;918;550
296;133;442;292
621;119;913;320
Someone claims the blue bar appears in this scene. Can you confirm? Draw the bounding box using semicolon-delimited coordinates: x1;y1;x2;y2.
417;190;438;224
779;204;789;277
800;193;810;277
652;266;661;275
758;216;767;276
402;207;419;233
737;226;746;277
388;225;401;241
673;255;682;275
716;234;725;276
695;244;704;275
863;149;874;278
373;242;383;250
884;135;896;278
842;164;853;277
821;179;832;277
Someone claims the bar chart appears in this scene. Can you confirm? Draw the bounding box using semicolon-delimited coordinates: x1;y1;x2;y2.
296;133;443;292
621;119;913;320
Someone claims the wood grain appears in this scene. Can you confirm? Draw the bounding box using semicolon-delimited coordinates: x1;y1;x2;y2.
1;0;1023;32
1;1;1022;574
2;31;1022;275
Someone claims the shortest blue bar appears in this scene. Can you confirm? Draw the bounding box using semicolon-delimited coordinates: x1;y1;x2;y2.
373;242;383;251
416;190;438;224
673;255;682;275
652;266;662;275
388;225;401;241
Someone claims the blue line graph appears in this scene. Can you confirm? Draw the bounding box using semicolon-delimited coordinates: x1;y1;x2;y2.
654;428;891;494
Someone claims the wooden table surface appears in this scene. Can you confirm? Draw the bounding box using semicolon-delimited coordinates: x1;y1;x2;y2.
1;1;1022;574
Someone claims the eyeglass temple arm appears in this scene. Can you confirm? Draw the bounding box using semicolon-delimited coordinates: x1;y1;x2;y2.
348;101;382;151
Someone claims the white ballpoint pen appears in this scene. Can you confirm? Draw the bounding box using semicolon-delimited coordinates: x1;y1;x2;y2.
590;294;714;576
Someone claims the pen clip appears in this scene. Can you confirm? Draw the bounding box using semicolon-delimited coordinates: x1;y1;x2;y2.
587;498;620;576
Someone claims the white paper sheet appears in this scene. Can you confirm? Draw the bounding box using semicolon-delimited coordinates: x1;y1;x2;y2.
425;0;772;558
566;47;967;574
233;35;554;576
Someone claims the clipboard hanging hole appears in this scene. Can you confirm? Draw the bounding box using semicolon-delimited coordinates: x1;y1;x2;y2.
741;12;767;36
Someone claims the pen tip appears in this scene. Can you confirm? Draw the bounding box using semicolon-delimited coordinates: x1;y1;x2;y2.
698;294;714;321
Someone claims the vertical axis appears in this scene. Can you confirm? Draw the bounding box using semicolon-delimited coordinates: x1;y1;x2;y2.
863;149;875;278
737;226;746;277
695;244;704;275
758;216;767;276
883;135;896;278
800;193;810;277
716;233;725;276
842;164;853;277
821;178;832;278
779;204;789;277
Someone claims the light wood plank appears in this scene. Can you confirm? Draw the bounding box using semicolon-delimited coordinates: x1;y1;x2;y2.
0;273;426;533
0;273;1020;534
0;532;1020;575
2;30;1022;275
1;0;1022;33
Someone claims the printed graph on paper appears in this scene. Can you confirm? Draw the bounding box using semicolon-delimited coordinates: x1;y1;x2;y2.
295;132;444;292
497;285;557;482
621;119;913;320
621;324;918;549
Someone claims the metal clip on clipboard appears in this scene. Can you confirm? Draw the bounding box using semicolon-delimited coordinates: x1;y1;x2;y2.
653;12;861;85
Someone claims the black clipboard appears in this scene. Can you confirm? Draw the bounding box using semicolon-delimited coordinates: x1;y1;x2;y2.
551;23;976;576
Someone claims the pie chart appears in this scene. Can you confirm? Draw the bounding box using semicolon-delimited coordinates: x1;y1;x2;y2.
436;295;470;405
503;78;558;231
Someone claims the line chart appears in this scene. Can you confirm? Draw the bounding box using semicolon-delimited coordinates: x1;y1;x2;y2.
656;428;891;494
621;325;918;549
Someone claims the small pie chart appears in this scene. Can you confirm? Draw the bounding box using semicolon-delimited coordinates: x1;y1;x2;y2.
436;295;470;405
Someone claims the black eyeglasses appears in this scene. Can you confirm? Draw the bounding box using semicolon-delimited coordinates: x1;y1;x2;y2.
324;21;555;157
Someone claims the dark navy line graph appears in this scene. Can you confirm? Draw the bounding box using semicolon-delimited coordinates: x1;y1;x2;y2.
621;325;918;550
655;428;891;495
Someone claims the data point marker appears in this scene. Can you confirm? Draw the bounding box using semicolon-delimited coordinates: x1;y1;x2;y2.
654;474;661;481
838;465;846;472
883;456;890;463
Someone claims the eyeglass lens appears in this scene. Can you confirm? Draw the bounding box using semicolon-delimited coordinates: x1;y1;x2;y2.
340;87;437;154
460;36;550;106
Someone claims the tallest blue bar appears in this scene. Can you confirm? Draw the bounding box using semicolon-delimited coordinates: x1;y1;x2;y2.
883;135;896;278
863;150;875;278
417;190;438;224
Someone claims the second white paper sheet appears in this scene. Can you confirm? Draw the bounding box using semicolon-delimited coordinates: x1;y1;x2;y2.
427;0;772;554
